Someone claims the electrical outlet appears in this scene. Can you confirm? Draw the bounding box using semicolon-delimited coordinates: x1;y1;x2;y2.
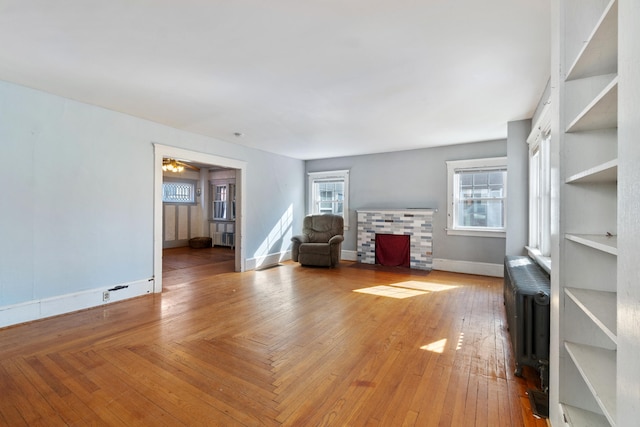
102;291;110;302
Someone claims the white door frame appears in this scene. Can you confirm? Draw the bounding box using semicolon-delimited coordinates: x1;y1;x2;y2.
153;143;247;293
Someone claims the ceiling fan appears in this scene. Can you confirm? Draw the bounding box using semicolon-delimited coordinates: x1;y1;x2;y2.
162;158;200;173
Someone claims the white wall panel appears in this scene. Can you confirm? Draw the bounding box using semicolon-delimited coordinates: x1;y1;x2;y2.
164;205;176;241
177;205;189;240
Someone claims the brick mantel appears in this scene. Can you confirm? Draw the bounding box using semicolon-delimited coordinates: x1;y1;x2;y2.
356;209;435;270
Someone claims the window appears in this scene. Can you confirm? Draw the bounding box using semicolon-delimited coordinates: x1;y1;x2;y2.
162;180;196;204
527;104;551;271
529;135;551;255
308;170;350;228
210;179;235;220
446;157;507;237
213;185;227;219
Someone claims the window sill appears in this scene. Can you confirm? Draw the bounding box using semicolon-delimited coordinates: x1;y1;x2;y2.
445;228;506;238
525;246;551;274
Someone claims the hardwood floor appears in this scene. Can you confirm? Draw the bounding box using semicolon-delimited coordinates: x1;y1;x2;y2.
0;247;547;426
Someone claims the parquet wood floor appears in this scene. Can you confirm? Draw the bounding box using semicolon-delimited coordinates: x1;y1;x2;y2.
0;247;547;426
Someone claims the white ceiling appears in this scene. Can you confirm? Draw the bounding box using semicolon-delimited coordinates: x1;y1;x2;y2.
0;1;550;160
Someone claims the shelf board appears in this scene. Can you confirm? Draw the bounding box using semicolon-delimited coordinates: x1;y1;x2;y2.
564;342;616;426
566;0;618;81
565;233;618;256
565;287;617;343
566;76;618;133
566;159;617;183
561;404;610;427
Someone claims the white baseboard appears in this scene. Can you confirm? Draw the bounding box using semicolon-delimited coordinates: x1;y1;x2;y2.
341;250;358;261
0;278;154;329
432;258;503;278
246;249;356;269
246;251;291;271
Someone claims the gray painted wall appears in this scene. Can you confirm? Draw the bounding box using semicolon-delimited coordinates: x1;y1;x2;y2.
306;139;508;265
0;80;305;306
506;119;531;256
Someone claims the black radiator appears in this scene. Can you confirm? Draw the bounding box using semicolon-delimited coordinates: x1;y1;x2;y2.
503;256;550;379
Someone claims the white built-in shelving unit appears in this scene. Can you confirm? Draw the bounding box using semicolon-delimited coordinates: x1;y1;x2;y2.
550;0;640;425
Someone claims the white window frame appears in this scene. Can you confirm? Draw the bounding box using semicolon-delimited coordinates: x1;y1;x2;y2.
526;102;552;272
307;170;350;229
210;179;236;221
446;157;507;238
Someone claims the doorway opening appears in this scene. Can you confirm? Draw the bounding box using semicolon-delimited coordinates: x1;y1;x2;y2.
153;144;247;294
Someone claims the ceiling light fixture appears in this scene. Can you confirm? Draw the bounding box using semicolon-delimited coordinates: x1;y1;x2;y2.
162;158;184;173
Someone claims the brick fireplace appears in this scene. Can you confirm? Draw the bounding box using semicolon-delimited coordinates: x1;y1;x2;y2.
356;209;435;270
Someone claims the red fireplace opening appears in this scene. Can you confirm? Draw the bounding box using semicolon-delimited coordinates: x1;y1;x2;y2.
375;234;410;267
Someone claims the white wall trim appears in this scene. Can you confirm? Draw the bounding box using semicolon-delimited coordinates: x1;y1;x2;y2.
246;251;292;271
527;98;551;146
525;246;552;274
432;258;503;278
0;278;153;329
341;250;358;261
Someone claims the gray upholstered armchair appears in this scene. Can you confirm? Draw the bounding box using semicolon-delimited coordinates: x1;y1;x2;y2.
291;214;344;267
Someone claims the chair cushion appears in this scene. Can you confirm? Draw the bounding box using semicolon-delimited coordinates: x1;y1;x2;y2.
298;243;331;255
303;215;344;243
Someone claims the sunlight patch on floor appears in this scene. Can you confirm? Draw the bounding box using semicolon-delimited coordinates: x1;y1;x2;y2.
420;332;464;353
420;338;447;353
456;332;464;350
388;281;457;292
353;285;426;299
353;281;457;299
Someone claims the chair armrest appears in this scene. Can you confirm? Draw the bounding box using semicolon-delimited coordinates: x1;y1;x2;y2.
328;235;344;245
291;235;309;244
